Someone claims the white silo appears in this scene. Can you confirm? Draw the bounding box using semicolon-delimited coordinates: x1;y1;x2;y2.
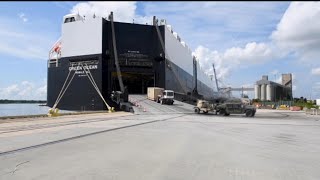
261;84;266;101
254;84;261;99
266;84;272;101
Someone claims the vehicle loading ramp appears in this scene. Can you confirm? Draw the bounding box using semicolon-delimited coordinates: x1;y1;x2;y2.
129;95;195;115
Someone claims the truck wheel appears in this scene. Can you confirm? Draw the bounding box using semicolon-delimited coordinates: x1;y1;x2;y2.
246;110;253;117
194;108;200;114
203;111;208;114
219;109;226;116
225;113;230;116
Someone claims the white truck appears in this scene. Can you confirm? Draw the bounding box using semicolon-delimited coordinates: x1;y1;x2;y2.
147;87;174;105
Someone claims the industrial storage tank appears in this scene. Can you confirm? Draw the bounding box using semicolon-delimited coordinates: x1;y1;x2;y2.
254;84;261;99
266;84;272;101
260;84;266;101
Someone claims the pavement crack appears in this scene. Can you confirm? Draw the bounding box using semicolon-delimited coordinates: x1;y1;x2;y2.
11;161;30;175
1;160;30;176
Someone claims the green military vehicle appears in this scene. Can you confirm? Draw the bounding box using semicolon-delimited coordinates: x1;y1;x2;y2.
215;98;256;117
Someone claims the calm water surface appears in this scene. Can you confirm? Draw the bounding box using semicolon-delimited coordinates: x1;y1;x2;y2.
0;104;74;117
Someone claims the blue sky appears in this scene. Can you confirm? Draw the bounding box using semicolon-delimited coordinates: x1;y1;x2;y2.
0;1;319;100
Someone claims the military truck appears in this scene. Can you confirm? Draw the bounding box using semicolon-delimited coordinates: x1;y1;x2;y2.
194;100;218;114
216;98;256;117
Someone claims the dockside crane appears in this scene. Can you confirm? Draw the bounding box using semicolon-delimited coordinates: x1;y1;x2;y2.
212;63;254;99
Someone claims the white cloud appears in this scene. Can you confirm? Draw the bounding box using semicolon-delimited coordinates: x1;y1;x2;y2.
193;42;276;81
36;85;47;98
242;84;253;88
0;18;53;60
292;85;297;91
0;81;46;100
18;13;28;22
70;1;152;24
0;84;20;98
311;67;320;75
270;69;279;75
52;2;73;11
223;42;274;64
143;2;288;51
0;43;48;60
312;82;320;98
193;45;229;81
275;76;282;84
271;2;320;62
313;82;320;89
18;81;35;96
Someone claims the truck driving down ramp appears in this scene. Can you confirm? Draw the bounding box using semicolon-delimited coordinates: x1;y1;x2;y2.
147;87;174;105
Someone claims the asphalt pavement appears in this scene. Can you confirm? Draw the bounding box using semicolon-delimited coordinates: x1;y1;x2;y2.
0;95;320;180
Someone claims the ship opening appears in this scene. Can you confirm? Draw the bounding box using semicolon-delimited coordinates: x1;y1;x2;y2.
112;72;154;94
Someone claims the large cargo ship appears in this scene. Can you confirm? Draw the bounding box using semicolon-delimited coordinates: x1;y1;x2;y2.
47;13;216;111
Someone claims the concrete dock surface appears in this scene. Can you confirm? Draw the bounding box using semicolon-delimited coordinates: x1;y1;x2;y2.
0;95;320;180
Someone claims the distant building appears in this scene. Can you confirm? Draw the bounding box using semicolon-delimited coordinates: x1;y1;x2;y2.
254;74;293;101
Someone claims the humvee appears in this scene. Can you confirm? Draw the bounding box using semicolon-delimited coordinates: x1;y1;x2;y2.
216;98;256;117
193;100;218;114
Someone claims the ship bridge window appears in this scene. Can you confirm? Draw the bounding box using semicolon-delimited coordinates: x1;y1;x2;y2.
64;17;76;23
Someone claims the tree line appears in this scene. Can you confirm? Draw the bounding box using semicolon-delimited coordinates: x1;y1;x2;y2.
0;99;47;104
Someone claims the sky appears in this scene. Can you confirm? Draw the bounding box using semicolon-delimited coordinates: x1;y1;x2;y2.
0;1;319;100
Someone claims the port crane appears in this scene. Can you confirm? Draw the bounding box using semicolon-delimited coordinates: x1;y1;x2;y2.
212;63;254;98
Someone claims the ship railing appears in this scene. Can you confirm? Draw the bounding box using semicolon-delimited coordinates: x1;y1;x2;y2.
48;37;62;67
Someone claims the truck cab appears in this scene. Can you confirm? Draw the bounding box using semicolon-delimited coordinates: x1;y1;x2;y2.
158;90;174;105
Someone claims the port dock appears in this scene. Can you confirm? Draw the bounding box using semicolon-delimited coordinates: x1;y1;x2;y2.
1;95;320;179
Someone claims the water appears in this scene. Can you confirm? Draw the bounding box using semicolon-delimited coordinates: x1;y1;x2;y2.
0;104;74;117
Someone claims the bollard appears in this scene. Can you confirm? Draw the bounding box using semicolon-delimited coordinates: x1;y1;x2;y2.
48;108;60;117
108;107;115;113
